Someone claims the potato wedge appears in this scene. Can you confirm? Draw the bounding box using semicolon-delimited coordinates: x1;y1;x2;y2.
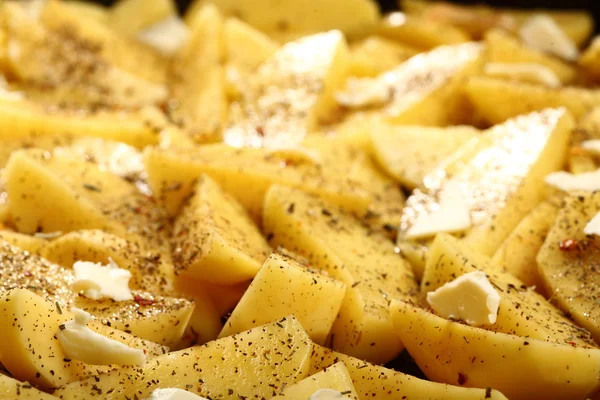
263;185;419;364
400;108;573;256
186;0;379;42
0;288;166;390
225;30;349;148
54;316;313;399
309;344;508;399
172;175;271;285
423;233;596;348
538;192;600;343
491;200;560;289
170;4;227;143
0;373;57;400
108;0;175;36
349;35;418;77
270;362;359;400
370;123;479;189
465;76;600;124
224;17;278;76
64;1;108;24
0;230;47;254
219;253;346;344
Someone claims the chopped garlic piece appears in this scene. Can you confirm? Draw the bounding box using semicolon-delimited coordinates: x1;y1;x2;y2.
310;389;352;400
426;271;501;326
545;169;600;192
57;308;146;366
72;260;133;301
484;62;561;88
520;15;579;61
137;16;190;56
336;77;391;108
406;179;472;239
584;211;600;236
147;388;209;400
581;140;600;154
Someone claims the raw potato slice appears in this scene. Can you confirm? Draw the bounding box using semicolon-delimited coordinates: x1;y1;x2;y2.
0;289;166;390
224;17;278;76
538;192;600;342
400;108;573;256
465;76;600;124
370;123;479;189
225;30;349;148
390;300;600;400
491;200;560;289
170;4;227;143
172;174;271;285
423;233;597;348
143;144;371;218
378;12;471;50
309;345;508;399
108;0;175;36
186;0;379;42
348;35;418;77
219;253;346;344
54;316;313;399
263;185;419;364
485;29;576;84
270;362;359;400
0;373;57;400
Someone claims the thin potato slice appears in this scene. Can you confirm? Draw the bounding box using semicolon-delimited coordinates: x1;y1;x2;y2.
219;253;346;344
391;300;600;400
263;185;419;364
172;175;271;285
54;316;313;399
0;373;57;400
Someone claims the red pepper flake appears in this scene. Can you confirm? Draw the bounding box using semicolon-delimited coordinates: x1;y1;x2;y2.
559;239;580;251
23;271;32;277
133;295;156;306
568;341;577;347
457;373;468;385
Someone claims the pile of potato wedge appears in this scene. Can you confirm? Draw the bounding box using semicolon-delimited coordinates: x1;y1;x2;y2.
2;0;600;399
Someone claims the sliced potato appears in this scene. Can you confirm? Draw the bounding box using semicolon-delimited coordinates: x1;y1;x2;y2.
491;200;560;289
400;108;573;256
108;0;176;36
370;123;479;189
0;288;166;390
54;316;313;399
172;174;271;285
0;230;47;254
270;362;359;400
224;17;278;76
309;344;509;399
219;253;346;344
263;185;419;364
465;76;600;124
538;192;600;342
349;35;418;77
0;373;57;400
64;1;109;24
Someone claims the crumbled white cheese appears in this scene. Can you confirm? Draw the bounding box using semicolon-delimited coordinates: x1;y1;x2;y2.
57;308;146;366
581;140;600;154
545;169;600;192
310;389;352;400
137;16;190;56
406;179;472;239
484;62;561;88
427;271;500;326
584;211;600;236
519;14;579;61
72;260;133;301
336;77;391;108
147;388;209;400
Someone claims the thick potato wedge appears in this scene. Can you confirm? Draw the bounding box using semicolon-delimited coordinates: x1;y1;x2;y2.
170;4;227;143
270;362;359;400
54;316;313;399
400;108;573;256
349;35;418;77
465;76;600;124
537;192;600;342
309;344;508;399
485;29;576;84
423;233;596;348
186;0;379;42
391;300;600;400
219;253;346;344
580;36;600;81
172;175;271;285
108;0;175;36
370;123;479;189
379;12;470;50
0;288;166;390
0;373;57;400
263;185;419;364
491;199;560;289
225;30;349;148
224;17;278;76
0;230;47;254
64;1;108;23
